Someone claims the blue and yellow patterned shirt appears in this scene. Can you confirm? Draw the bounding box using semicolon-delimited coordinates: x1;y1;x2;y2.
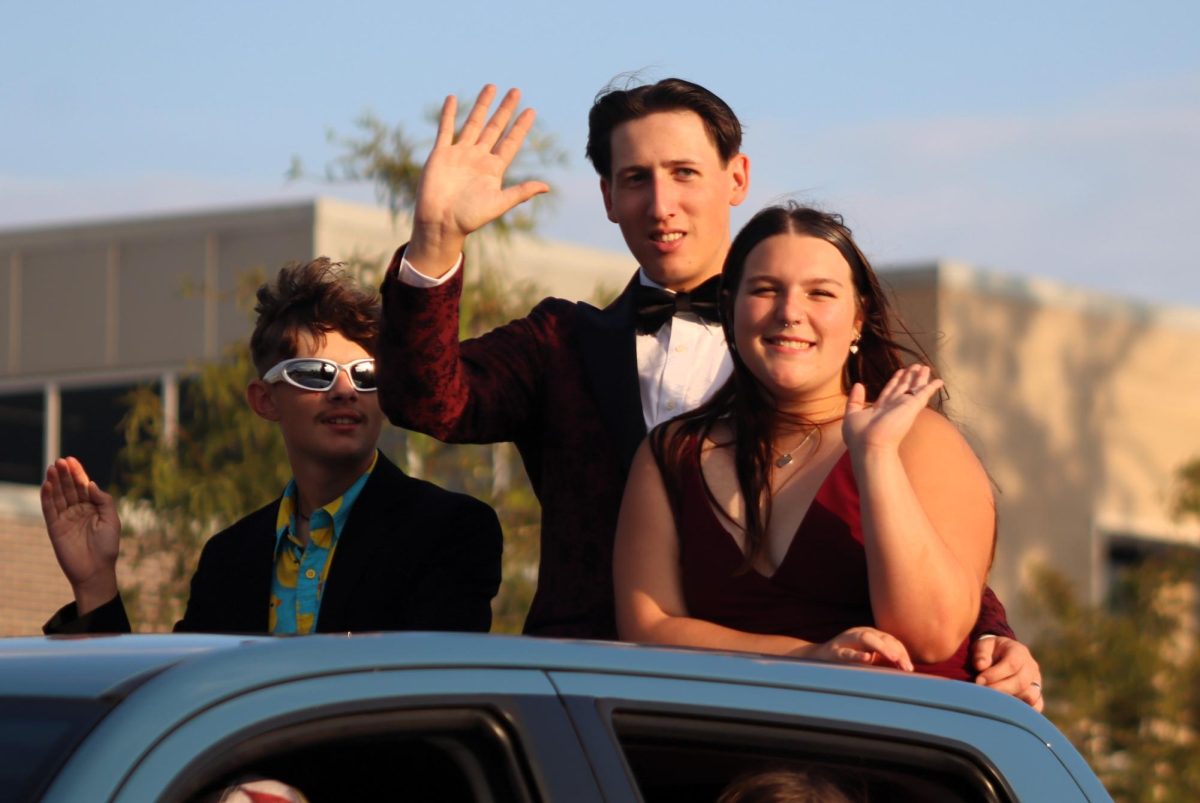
269;451;378;635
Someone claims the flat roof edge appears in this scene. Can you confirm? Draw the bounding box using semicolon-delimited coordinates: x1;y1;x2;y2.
879;260;1200;327
0;199;323;247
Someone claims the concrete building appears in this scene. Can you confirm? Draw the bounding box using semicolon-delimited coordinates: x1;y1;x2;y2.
1;199;1197;636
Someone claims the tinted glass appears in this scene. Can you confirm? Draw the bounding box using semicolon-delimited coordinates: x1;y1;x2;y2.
0;697;110;802
61;383;144;490
348;361;377;390
284;360;338;389
0;392;43;485
179;708;532;803
613;711;1006;803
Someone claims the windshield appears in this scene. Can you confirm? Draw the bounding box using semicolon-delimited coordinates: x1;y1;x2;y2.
0;697;110;802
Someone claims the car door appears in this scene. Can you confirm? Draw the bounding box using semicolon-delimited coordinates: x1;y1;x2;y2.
45;668;604;803
547;671;1101;803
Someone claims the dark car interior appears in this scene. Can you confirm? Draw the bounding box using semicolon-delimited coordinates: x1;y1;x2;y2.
177;707;534;803
612;709;1011;803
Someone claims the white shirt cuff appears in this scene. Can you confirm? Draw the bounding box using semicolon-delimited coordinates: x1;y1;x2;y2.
398;253;464;288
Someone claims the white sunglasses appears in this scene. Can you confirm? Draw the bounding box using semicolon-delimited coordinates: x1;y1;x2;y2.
262;358;378;392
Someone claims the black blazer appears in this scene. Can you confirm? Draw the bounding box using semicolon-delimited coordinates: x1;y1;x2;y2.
45;453;502;635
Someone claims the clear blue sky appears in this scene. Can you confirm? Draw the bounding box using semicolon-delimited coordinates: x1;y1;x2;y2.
4;1;1198;305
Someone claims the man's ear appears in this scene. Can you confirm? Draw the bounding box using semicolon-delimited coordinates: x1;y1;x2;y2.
246;380;281;422
600;177;618;223
727;153;750;207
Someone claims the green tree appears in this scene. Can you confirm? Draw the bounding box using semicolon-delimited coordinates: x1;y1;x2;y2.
1171;457;1200;522
1025;552;1200;802
288;106;564;236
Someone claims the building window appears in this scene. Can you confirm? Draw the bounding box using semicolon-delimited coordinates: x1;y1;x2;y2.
1106;534;1199;625
0;392;44;485
60;383;148;490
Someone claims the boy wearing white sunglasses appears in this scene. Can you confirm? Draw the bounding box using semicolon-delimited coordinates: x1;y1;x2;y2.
42;258;502;635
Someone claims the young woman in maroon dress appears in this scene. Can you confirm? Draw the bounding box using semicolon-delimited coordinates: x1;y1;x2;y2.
613;204;996;679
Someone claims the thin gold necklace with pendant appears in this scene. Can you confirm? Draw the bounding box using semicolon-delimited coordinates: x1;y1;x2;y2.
772;427;816;469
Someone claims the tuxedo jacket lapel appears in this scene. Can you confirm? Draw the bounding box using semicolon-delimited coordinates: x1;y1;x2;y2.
317;454;408;632
243;516;276;633
576;274;647;475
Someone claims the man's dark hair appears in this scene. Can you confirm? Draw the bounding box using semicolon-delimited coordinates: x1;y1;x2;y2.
585;77;743;179
248;257;380;376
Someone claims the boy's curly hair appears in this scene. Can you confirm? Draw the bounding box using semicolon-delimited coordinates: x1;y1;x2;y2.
248;257;380;376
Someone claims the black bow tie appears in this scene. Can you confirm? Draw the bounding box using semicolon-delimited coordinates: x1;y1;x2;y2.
633;275;722;335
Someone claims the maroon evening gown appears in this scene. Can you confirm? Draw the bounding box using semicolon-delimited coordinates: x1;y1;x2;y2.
676;444;974;680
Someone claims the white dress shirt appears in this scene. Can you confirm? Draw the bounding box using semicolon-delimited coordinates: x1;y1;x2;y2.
634;270;732;430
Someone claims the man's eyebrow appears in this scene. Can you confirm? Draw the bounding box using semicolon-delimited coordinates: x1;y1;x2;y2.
614;157;700;173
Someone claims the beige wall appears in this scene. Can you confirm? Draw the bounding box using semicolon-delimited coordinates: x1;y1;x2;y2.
885;262;1200;634
0;198;633;393
0;204;325;384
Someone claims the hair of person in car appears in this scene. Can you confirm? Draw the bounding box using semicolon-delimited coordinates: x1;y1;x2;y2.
585;76;743;179
716;766;867;803
650;202;938;571
249;257;381;377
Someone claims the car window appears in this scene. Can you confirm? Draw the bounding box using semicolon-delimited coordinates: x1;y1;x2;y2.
174;708;536;803
611;711;1010;803
0;697;110;803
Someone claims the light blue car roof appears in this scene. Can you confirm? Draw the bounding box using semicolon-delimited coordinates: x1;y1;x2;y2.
0;630;1042;729
0;634;265;698
3;632;1108;801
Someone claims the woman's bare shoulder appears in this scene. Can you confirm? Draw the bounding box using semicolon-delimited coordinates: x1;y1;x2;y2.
902;408;985;469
